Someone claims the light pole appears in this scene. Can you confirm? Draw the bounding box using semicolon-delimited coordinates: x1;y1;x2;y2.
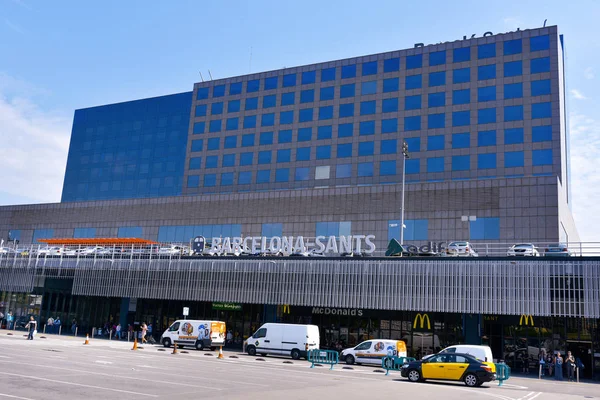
400;141;410;245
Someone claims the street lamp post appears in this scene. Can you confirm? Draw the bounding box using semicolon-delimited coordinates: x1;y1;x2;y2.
400;141;410;245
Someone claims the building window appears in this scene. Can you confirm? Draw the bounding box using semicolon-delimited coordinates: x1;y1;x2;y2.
209;120;222;133
117;227;142;238
298;127;312;141
32;228;54;242
531;57;551;73
341;64;357;79
296;147;311;161
533;149;553;165
317;125;332;140
381;139;396;154
239;171;252;184
315;165;330;180
428;114;445;129
380;160;396;176
207;137;220;151
503;38;522;55
360;100;376;115
404;116;421;131
321;67;336;82
452;155;470;171
383;98;398;113
205;155;218;168
504;82;523;99
531;79;551;96
504;128;524;144
280;111;294;125
406;54;422;69
241;133;255;147
320;87;334;101
189;157;202;169
339;103;354;118
384;57;400;72
452;111;470;127
245;97;258;111
262;223;283;238
453;68;470;83
259;131;273;145
73;227;96;238
428;92;445;108
427;157;444;173
275;168;289;182
358;141;374;156
197;87;209;100
213;84;226;98
504;60;523;77
256;170;270;183
452;133;470;149
478;86;496;102
532;102;552;119
302;70;316;85
229;82;242;95
429;71;446;86
359;121;375;136
381;118;398;133
191;139;203;152
406;159;420;174
452;89;470;105
470;217;500;240
195;104;207;117
405;137;420;152
478;64;496;80
222;154;235;167
478;153;496;169
362;61;378;76
281;92;295;106
283;73;296;87
532;125;552;142
453;47;470;63
319;106;334;120
429;50;446;66
358;162;374;177
316;221;351;237
478;43;496;59
338;123;353;138
261;113;275;127
478;108;496;124
337;143;353;158
340;83;355;98
316;145;331;160
505;151;524;167
224;136;237;149
300;89;314;103
228;100;241;113
478;130;496;146
335;163;352;178
361;81;377;95
264;76;278;90
388;219;428;241
263;94;277;108
530;35;550;51
211;102;224;115
405;74;422;89
504;105;524;121
193;122;205;134
247;79;260;93
405;95;421;110
221;172;234;186
295;167;310;181
240;152;253;166
226;118;238;131
243;115;256;129
277;149;291;163
258;151;271;164
383;78;399;92
427;135;444;151
299;108;313;122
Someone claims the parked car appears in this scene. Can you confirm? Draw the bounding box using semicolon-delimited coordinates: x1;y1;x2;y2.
36;246;65;256
244;323;319;359
158;245;192;256
0;247;17;255
446;241;478;257
507;243;540;257
544;243;572;257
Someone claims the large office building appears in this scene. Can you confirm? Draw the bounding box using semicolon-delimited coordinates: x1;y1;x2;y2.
2;25;598;378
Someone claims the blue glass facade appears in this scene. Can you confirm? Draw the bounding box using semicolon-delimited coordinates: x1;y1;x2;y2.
62;92;192;201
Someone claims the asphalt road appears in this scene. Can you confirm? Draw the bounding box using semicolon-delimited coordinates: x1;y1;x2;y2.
0;333;597;400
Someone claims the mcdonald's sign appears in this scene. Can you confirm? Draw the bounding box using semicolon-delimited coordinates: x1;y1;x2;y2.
282;304;291;314
413;313;431;330
519;314;534;326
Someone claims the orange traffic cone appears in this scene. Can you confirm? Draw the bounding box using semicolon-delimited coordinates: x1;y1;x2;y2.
132;337;138;351
218;346;224;359
172;342;178;354
83;334;90;345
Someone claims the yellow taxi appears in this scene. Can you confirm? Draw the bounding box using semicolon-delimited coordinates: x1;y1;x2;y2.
401;352;496;387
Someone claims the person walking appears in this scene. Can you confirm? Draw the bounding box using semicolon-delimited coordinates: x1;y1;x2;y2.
554;352;564;381
141;322;148;344
54;317;61;334
71;319;77;335
25;316;37;340
115;323;122;340
565;351;576;381
546;353;554;377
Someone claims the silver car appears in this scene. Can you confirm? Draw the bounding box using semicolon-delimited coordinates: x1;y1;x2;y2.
507;243;539;257
544;243;572;257
446;241;479;257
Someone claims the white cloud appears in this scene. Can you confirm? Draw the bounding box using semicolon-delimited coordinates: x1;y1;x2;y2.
570;89;588;100
0;73;70;205
569;112;600;242
584;67;595;80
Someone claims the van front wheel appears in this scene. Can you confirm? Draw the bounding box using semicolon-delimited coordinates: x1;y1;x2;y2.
291;349;301;360
162;338;171;348
247;345;257;356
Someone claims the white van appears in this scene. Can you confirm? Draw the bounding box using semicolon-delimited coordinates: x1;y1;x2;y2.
341;339;407;365
439;345;494;363
161;320;226;350
245;323;319;360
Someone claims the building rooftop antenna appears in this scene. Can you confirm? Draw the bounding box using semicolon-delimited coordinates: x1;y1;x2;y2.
208;70;213;81
543;19;547;27
199;71;204;82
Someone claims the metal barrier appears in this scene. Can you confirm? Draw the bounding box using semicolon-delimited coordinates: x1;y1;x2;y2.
307;349;339;370
382;356;416;376
495;362;511;386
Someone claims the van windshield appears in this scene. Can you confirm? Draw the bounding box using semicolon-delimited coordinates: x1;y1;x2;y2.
169;322;180;332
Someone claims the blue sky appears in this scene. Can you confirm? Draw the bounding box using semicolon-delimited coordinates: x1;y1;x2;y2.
1;0;599;241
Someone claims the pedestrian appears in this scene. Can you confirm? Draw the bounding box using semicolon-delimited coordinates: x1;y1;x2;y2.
521;353;529;375
554;353;564;381
565;351;576;381
25;316;37;340
115;323;121;340
227;330;233;345
6;311;13;330
539;351;546;377
546;353;554;377
71;319;77;335
47;317;54;334
54;317;61;334
141;322;148;343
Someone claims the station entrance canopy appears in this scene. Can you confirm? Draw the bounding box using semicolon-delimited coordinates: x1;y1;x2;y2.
38;238;158;246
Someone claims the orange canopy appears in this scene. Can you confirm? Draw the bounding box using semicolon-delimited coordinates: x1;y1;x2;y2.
38;238;158;246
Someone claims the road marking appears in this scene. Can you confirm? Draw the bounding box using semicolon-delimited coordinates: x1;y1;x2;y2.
94;360;112;365
526;393;542;400
501;383;529;389
0;371;158;397
0;394;37;400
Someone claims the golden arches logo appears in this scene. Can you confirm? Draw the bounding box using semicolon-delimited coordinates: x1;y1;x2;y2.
413;313;431;330
519;314;534;326
282;304;291;314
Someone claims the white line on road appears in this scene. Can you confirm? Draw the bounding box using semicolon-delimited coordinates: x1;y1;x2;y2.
94;360;113;364
500;383;529;389
0;393;37;400
0;371;158;398
526;393;542;400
